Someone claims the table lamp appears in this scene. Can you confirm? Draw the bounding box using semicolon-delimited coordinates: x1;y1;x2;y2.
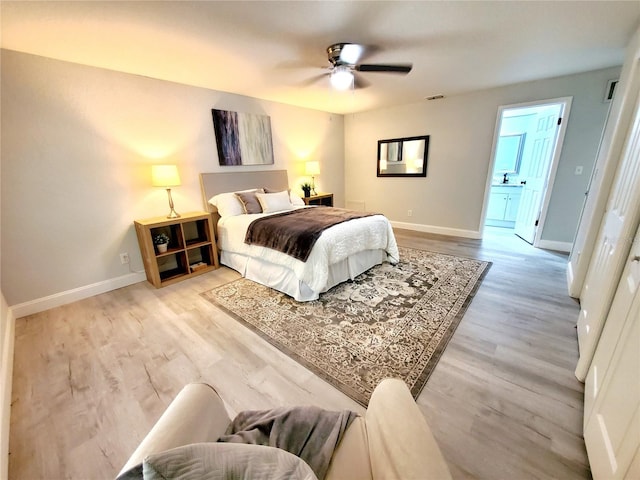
151;165;181;218
305;161;320;195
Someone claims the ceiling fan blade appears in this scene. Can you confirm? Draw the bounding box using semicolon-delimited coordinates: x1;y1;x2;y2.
276;59;323;70
353;72;371;89
339;43;364;64
355;44;382;64
298;72;329;87
355;64;413;74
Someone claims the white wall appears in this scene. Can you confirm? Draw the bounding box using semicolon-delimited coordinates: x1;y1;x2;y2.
344;67;620;241
0;292;14;480
1;50;344;310
0;49;621;310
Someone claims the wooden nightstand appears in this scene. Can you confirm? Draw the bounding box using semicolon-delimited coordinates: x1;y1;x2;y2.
303;193;334;207
134;211;219;288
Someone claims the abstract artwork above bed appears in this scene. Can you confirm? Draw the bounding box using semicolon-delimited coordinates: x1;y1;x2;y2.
211;109;274;166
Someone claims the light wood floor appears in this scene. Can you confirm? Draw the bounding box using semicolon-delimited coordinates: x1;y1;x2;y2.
9;227;589;479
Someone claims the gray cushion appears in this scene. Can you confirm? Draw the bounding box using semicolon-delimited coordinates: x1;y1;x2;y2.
142;442;317;480
235;191;263;214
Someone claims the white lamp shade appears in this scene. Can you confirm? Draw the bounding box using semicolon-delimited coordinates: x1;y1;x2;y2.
151;165;181;187
305;161;320;176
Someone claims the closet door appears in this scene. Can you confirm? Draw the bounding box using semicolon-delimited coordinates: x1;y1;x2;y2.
567;51;640;298
583;226;640;479
575;88;640;381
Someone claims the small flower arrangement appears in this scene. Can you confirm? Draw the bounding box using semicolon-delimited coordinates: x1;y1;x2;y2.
301;182;312;196
153;233;170;245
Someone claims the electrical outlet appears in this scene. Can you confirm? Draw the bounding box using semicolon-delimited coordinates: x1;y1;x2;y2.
119;253;130;264
407;209;413;217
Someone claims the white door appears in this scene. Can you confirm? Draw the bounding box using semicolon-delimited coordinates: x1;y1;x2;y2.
583;226;640;479
575;91;640;381
514;104;564;244
567;54;640;298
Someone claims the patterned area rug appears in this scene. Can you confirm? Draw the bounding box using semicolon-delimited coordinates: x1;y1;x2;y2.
201;247;491;406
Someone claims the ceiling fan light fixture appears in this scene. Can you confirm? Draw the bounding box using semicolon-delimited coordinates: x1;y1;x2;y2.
330;66;353;90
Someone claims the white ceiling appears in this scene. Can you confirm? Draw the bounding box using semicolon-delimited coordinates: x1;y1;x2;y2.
2;1;639;114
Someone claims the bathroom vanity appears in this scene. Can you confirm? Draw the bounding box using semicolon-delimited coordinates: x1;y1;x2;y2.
486;184;523;228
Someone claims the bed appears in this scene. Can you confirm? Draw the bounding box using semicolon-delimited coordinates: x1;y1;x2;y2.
199;170;399;301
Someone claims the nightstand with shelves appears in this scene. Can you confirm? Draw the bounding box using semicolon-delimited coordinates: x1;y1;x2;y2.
134;211;219;288
303;193;333;207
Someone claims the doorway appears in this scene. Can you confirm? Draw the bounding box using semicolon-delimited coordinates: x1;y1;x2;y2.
483;98;572;246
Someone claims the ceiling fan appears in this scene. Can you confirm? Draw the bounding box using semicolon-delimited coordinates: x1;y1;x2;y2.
323;43;413;90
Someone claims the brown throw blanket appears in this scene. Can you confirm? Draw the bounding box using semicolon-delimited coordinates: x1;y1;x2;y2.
218;406;358;480
245;207;376;261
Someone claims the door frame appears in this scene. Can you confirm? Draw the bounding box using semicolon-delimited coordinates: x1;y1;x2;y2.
479;97;572;247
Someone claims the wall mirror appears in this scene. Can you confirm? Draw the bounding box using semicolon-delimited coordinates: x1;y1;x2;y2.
494;133;525;174
377;135;429;177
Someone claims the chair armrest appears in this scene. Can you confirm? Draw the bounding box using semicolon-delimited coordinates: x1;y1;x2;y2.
365;378;452;480
117;383;231;476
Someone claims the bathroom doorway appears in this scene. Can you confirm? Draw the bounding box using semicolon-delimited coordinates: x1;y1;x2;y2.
483;98;571;246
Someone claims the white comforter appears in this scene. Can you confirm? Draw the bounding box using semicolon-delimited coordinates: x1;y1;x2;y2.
217;206;399;293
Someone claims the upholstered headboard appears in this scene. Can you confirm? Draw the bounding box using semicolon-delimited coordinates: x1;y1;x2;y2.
199;170;290;213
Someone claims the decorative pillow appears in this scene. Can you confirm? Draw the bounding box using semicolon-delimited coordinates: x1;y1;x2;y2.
256;191;293;213
290;194;305;206
235;191;263;214
141;443;317;480
209;192;244;217
209;189;264;217
264;187;305;206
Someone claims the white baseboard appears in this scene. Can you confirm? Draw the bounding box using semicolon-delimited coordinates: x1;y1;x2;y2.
391;221;482;239
1;296;15;480
536;239;573;253
10;272;146;319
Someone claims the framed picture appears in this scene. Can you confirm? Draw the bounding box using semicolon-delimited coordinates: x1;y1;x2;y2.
212;109;274;166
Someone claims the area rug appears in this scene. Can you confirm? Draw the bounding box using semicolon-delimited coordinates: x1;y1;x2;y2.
201;247;491;406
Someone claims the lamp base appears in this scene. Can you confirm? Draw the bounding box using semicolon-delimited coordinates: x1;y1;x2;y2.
166;188;180;219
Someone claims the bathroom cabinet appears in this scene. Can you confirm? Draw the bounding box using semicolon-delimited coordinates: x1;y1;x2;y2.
486;185;522;228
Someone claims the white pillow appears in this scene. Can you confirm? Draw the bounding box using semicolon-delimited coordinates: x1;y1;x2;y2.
209;189;263;218
209;192;243;217
263;187;305;206
256;190;293;213
290;192;305;206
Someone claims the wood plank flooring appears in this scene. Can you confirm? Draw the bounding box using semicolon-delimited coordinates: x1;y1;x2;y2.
8;227;589;479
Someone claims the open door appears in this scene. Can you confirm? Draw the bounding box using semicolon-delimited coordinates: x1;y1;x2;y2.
575;88;640;381
514;103;566;244
567;42;640;299
483;98;570;246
